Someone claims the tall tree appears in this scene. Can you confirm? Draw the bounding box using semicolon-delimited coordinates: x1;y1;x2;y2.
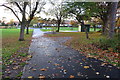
108;2;118;39
1;2;28;41
64;2;95;39
95;2;112;35
25;0;45;34
48;1;68;32
89;2;119;35
1;0;45;40
65;2;119;37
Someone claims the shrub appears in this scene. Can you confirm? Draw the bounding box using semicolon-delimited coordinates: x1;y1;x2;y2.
97;35;120;53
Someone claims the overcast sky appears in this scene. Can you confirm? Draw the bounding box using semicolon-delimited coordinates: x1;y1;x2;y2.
0;0;17;22
0;0;57;22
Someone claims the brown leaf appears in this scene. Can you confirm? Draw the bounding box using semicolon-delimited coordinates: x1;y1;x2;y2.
22;57;27;62
57;67;64;69
54;64;60;66
70;75;75;78
101;63;107;66
77;72;81;76
39;75;45;79
40;68;47;71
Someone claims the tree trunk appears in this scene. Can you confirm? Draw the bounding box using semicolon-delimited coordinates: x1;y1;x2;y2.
56;26;60;32
26;23;29;34
19;23;25;41
93;25;96;31
85;26;89;39
94;28;96;31
56;20;60;32
102;22;107;35
101;15;109;35
108;2;118;39
81;22;89;39
26;26;29;34
18;2;27;41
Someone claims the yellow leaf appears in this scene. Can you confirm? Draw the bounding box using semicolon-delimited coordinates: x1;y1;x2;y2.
84;66;89;69
28;76;33;78
80;63;83;64
27;55;32;58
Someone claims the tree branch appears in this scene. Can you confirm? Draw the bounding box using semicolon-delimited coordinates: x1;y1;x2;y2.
14;2;23;13
1;4;21;23
28;2;39;23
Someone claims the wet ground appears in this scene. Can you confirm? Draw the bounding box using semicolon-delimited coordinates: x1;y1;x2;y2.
22;29;120;79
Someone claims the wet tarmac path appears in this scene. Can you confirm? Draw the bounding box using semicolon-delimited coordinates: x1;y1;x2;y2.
22;29;120;79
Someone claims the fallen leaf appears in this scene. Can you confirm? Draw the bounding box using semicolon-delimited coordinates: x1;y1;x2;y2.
9;60;13;63
32;69;37;71
6;69;10;71
7;71;11;74
101;63;107;66
63;70;67;75
39;75;45;79
84;66;89;69
96;72;100;75
57;67;64;69
40;68;47;71
12;66;19;70
106;76;110;78
22;58;27;62
28;76;33;78
54;64;60;66
80;63;83;64
27;55;32;58
70;75;75;78
77;72;81;76
13;61;16;63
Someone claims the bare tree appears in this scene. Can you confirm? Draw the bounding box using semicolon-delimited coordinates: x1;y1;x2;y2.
1;0;46;41
48;1;67;32
25;0;46;34
1;1;28;41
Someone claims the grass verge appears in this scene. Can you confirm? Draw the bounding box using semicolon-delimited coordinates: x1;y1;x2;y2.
2;29;33;78
41;27;101;32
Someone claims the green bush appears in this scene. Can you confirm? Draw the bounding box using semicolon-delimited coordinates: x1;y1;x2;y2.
98;36;120;53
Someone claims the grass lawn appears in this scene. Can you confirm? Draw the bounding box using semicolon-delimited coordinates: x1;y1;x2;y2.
2;29;33;78
44;32;120;68
41;27;101;32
